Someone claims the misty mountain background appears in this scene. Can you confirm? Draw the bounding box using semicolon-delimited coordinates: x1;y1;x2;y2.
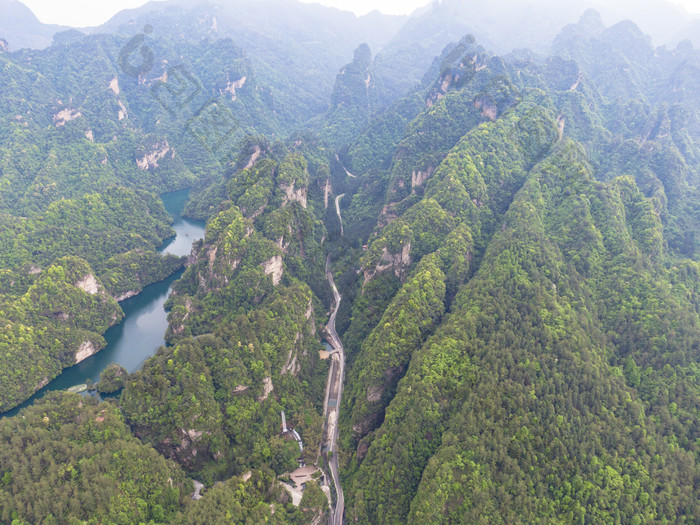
3;0;700;112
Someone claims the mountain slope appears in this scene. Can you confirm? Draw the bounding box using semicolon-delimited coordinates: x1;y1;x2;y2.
97;0;406;121
330;16;700;525
346;138;700;523
373;0;694;105
0;3;698;524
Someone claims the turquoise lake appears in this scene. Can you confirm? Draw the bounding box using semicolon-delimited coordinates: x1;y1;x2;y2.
2;189;205;417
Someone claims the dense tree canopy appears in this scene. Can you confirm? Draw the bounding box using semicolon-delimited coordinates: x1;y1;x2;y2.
0;4;699;524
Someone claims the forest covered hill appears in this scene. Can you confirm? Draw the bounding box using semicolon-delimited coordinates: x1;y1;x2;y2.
0;1;699;523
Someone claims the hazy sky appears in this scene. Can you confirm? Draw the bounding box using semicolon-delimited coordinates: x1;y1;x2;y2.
19;0;700;27
297;0;430;16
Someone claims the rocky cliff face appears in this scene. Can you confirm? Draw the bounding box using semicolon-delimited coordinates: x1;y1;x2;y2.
321;43;379;147
280;182;308;209
136;140;174;170
53;108;82;127
363;242;412;284
261;255;284;286
75;341;98;364
75;274;101;295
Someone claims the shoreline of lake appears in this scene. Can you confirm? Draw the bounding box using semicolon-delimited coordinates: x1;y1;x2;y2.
0;189;205;418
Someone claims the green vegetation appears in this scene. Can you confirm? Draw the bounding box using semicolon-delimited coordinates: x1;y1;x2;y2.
0;256;123;412
342;254;447;441
345;138;700;524
122;284;326;482
0;393;324;524
0;393;189;524
97;363;128;394
333;16;700;523
120;138;337;491
175;469;326;524
321;44;378;148
0;187;185;411
0;5;699;524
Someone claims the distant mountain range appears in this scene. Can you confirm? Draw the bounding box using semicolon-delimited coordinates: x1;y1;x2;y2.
0;1;699;523
4;0;699;107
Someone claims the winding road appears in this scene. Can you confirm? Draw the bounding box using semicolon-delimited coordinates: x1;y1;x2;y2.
335;154;357;178
335;194;345;237
324;253;345;525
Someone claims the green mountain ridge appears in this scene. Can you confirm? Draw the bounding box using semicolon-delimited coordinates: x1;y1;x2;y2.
0;3;698;524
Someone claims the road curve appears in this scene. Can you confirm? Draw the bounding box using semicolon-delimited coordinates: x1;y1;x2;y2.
335;154;357;178
324;254;345;525
335;194;345;237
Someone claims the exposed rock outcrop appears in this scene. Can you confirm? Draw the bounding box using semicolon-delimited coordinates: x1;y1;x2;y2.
108;77;120;95
170;298;192;336
280;183;308;208
136;140;173;170
186;429;204;441
258;377;274;401
474;96;498;120
363;242;412;284
75;341;97;364
323;178;332;209
366;385;382;403
75;274;100;295
223;75;247;101
242;144;262;171
34;377;49;392
115;290;138;302
411;166;434;189
305;298;315;335
54;108;81;127
281;333;302;376
118;100;128;120
262;255;284;286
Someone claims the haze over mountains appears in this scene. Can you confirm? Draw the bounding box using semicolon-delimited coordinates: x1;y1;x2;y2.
3;0;700;50
0;0;699;523
4;0;700;108
0;0;67;49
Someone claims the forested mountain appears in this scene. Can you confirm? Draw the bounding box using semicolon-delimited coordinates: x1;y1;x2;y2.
0;0;388;411
333;12;700;523
96;0;406;122
0;0;699;523
371;0;696;105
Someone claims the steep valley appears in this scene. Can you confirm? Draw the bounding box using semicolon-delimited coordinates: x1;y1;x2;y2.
0;1;699;524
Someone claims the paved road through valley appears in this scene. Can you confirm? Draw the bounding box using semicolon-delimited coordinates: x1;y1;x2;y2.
324;253;345;525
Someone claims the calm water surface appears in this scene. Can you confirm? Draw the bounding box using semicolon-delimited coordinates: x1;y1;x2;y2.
2;189;204;417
